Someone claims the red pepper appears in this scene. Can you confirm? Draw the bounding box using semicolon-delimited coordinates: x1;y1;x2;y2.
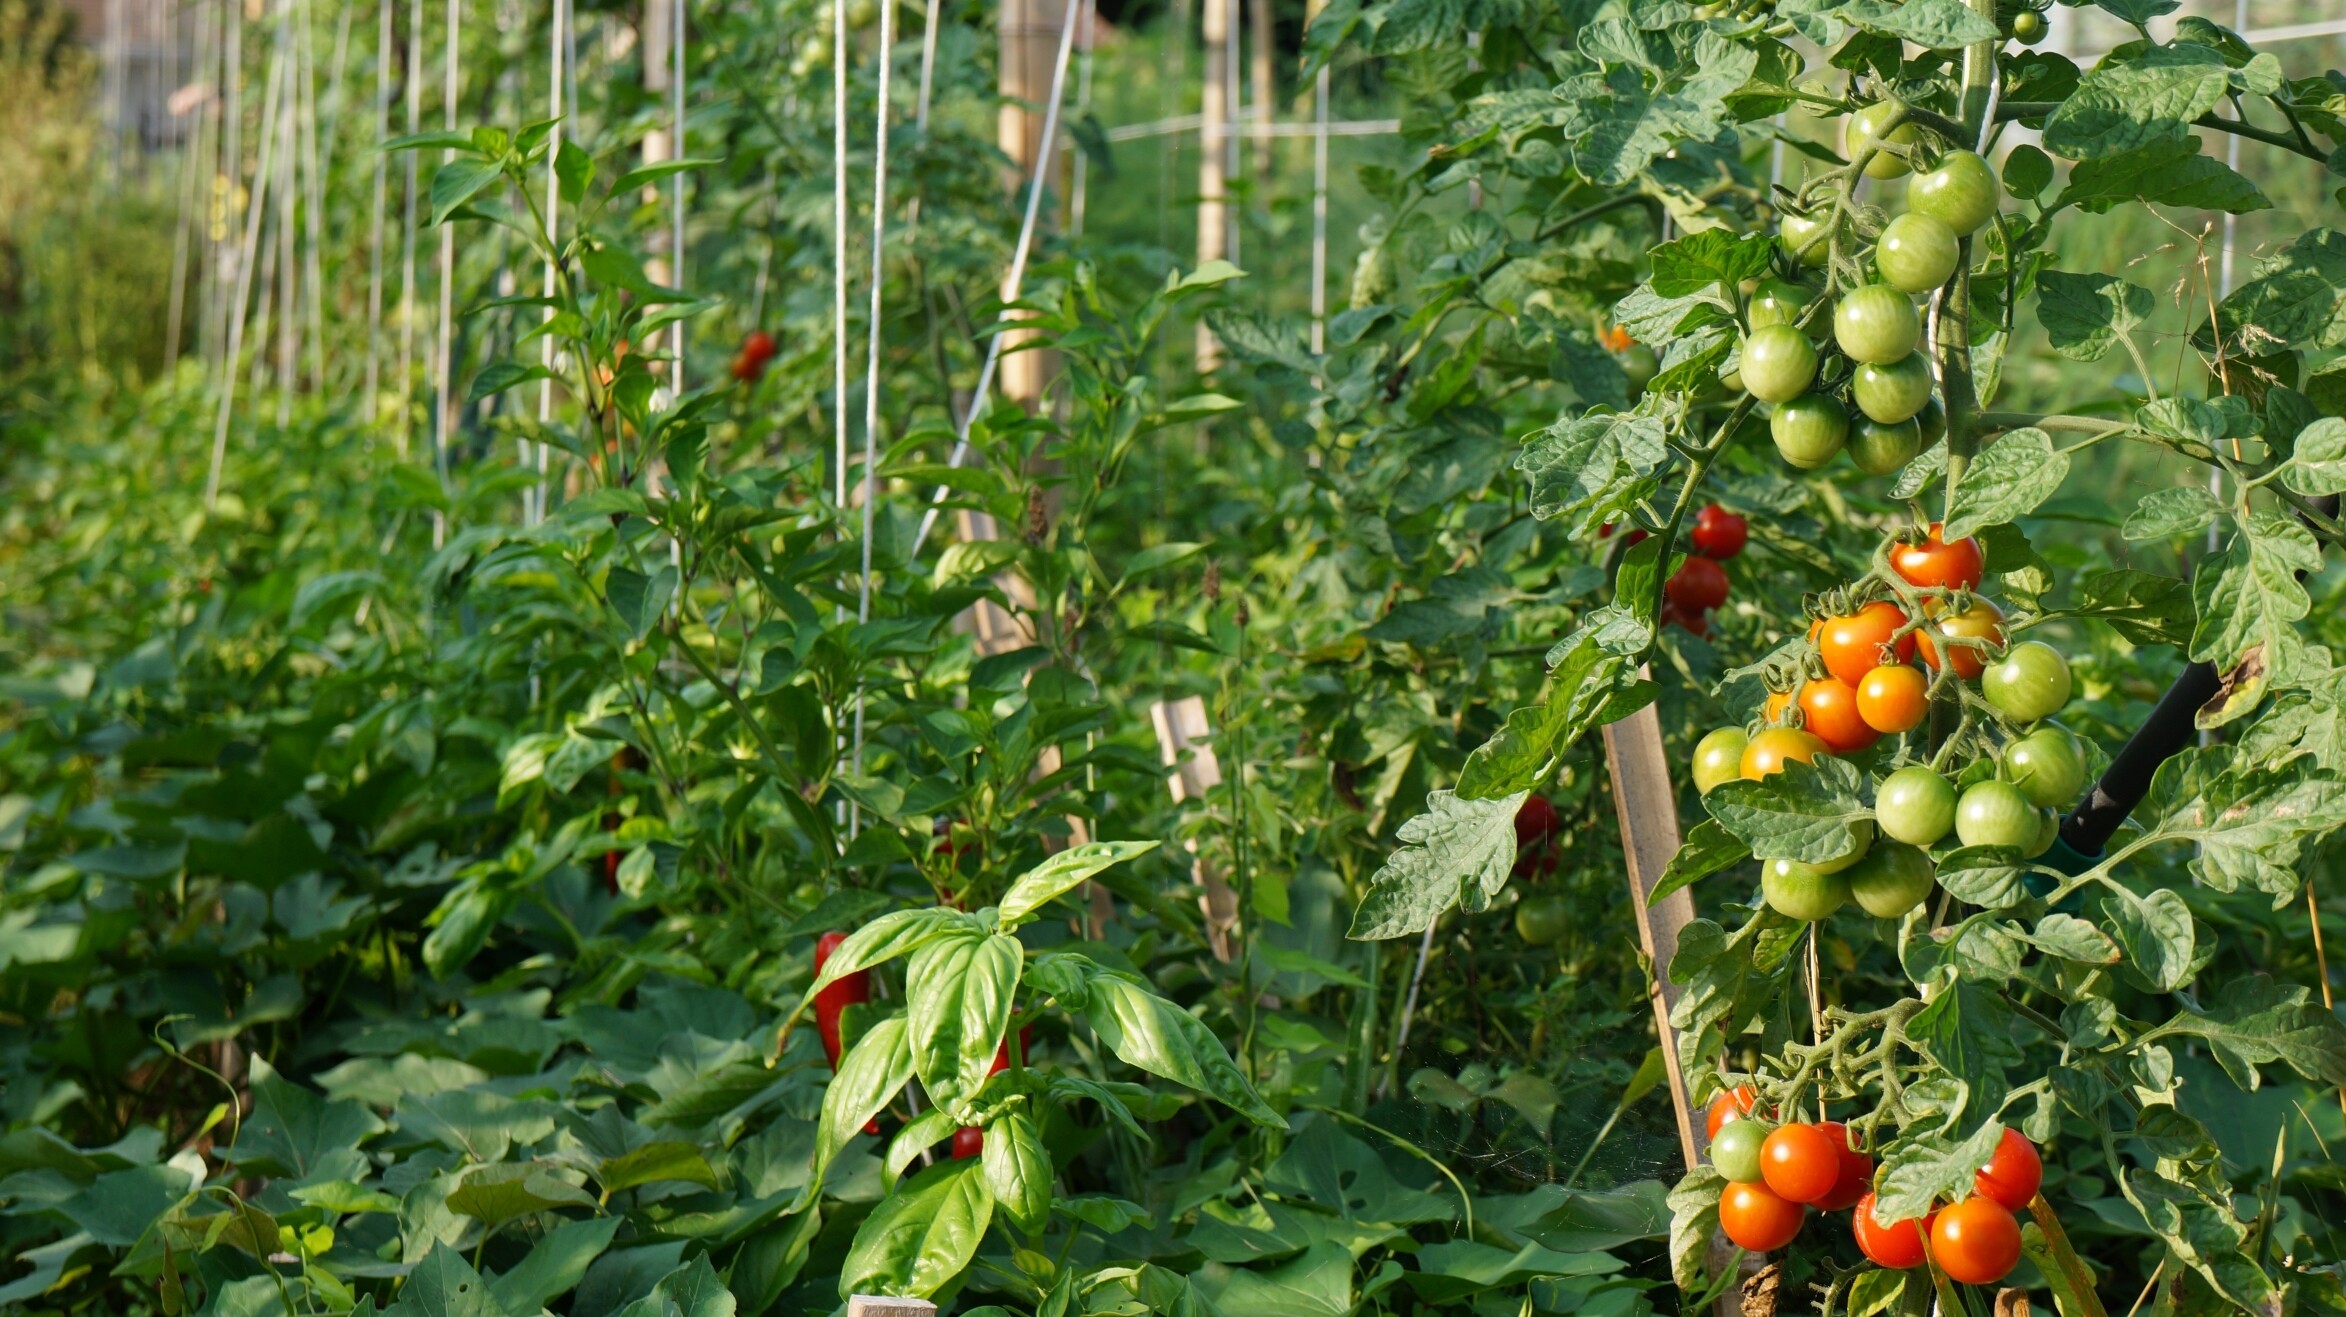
813;932;871;1069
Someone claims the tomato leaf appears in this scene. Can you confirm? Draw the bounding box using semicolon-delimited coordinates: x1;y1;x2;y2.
2122;486;2222;541
1944;427;2068;540
1646;230;1776;298
1699;755;1870;866
2052;135;2268;214
1348;789;1527;939
2214;227;2346;353
2042;43;2232;160
2189;512;2321;684
1647;821;1747;908
1837;0;1999;49
2036;269;2152;362
1870;1120;2004;1226
1516;412;1668;538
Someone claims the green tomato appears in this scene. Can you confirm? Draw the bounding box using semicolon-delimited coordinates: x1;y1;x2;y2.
1748;279;1813;330
1740;326;1819;404
1834;286;1921;365
1845;841;1936;919
1910;150;2000;235
2003;725;2087;809
1851;352;1935;424
1763;857;1851;922
1846;100;1919;179
2029;805;2060;857
1781;212;1833;268
1982;641;2072;723
1694;728;1750;795
1848;414;1924;476
844;0;879;28
2012;9;2045;43
1772;394;1850;470
1956;780;2041;850
1516;894;1569;947
1711;1119;1769;1184
1877;765;1956;846
1811;820;1875;875
1621;344;1659;393
1915;396;1947;447
1875;212;1961;294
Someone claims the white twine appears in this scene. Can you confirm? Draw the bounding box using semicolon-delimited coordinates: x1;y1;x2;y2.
846;0;898;798
531;0;563;526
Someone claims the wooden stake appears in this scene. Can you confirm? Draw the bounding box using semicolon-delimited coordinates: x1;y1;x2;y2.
1246;0;1270;178
1599;693;1702;1172
1194;0;1227;371
1151;695;1240;961
846;1299;936;1317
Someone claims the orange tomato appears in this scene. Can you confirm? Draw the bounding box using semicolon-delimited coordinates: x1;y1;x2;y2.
1917;599;2006;680
1705;1085;1760;1139
1817;601;1917;687
1856;664;1929;734
1799;677;1879;754
1741;727;1829;780
1719;1181;1806;1252
1891;522;1985;591
1760;1123;1843;1204
1931;1197;2022;1285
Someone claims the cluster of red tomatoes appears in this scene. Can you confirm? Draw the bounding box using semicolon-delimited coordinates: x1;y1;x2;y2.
731;329;779;384
1656;503;1749;637
1683;524;2082;923
1754;145;2001;481
1707;1089;2041;1286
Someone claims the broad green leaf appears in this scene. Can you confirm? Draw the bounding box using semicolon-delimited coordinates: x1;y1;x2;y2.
1517;413;1668;539
487;1216;621;1314
386;1245;517;1317
906;931;1021;1114
2076;568;2194;648
2120;1168;2276;1314
2133;750;2346;897
1645;230;1775;298
228;1058;384;1181
613;1254;735;1317
2035;270;2152;363
810;1016;914;1191
467;360;555;404
998;839;1160;926
2215;227;2346;353
1647;820;1748;907
447;1161;597;1231
1348;789;1527;939
580;244;689;302
2043;43;2231;160
59;1164;192;1246
604;564;678;639
2053;135;2268;214
838;1158;995;1300
980;1111;1053;1234
2150;974;2346;1089
1839;0;1999;48
1871;1121;2005;1226
1084;974;1284;1127
2281;418;2346;497
883;1108;959;1189
1557;36;1755;187
2025;913;2121;965
597;1141;723;1194
428;156;507;225
1908;978;2024;1121
1944;428;2067;540
1848;1269;1909;1317
1170;259;1246;292
801;908;972;1008
1665;1167;1725;1291
2189;512;2320;677
608;157;724;196
1458;610;1652;799
1699;755;1869;866
2100;886;2197;991
2123;486;2222;541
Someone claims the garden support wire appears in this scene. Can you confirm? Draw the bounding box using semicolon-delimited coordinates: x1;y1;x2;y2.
831;0;849;513
531;0;564;527
431;0;460;547
847;0;898;796
203;33;284;513
904;0;1079;562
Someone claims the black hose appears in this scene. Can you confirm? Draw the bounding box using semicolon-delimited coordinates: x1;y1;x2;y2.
2057;660;2218;857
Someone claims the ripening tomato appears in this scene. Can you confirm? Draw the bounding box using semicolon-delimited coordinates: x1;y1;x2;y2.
1834;286;1921;365
1760;1123;1842;1204
1818;601;1917;687
1811;1122;1874;1211
1973;1128;2044;1211
1660;599;1712;638
1711;1119;1769;1184
2003;725;2087;809
1765;688;1794;725
1600;323;1636;353
1856;664;1929;734
1799;677;1879;754
1719;1182;1806;1252
1693;728;1750;795
1892;524;1985;591
1742;727;1829;781
1956;780;2041;851
1917;599;2005;680
1853;1192;1927;1269
1845;100;1919;179
1706;1085;1760;1139
951;1126;985;1159
1692;504;1748;560
1667;555;1731;612
1931;1197;2023;1285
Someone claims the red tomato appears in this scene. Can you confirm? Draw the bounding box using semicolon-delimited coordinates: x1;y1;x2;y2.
1760;1123;1842;1204
1798;677;1880;754
1931;1197;2022;1285
951;1127;984;1159
1817;601;1916;687
1917;599;2006;681
1973;1128;2043;1211
1857;664;1929;734
1891;523;1985;592
1852;1192;1927;1269
743;330;777;360
1598;522;1650;547
1692;504;1748;560
1666;556;1731;612
1516;795;1560;849
1719;1181;1806;1252
1706;1086;1760;1140
1811;1121;1873;1211
1660;599;1711;637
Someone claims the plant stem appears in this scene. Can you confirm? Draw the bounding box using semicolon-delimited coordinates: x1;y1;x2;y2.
2030;1194;2112;1317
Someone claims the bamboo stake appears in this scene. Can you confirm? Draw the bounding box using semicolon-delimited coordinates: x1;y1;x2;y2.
1306;0;1325;358
213;0;242;377
848;0;896;786
430;0;459;547
1246;0;1269;178
1194;0;1226;370
204;32;283;512
164;0;217;380
364;0;390;418
669;0;685;396
1067;0;1094;235
830;0;848;514
274;6;297;424
531;0;563;525
396;0;421;456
